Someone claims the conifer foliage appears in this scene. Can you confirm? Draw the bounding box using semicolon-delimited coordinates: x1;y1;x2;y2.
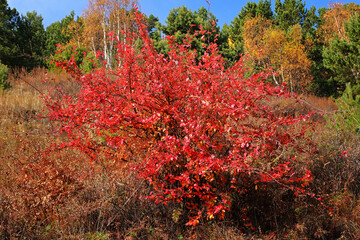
45;10;313;226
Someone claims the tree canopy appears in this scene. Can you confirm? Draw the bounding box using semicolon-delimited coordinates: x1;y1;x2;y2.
1;0;360;97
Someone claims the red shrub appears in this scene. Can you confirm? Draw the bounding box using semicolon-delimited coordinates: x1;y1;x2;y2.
45;10;313;226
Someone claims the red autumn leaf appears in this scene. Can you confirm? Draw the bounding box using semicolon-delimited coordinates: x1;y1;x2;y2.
45;9;314;226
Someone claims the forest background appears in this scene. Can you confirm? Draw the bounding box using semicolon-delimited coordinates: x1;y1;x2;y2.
1;0;360;96
1;0;360;239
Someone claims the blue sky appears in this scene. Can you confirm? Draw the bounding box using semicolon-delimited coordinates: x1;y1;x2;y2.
7;0;360;28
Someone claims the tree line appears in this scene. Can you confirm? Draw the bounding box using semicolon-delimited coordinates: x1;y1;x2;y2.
0;0;359;97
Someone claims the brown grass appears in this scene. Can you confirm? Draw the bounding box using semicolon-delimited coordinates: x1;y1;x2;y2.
1;68;359;239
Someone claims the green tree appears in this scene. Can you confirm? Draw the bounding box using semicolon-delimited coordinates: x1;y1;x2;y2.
0;61;10;90
256;0;273;19
45;11;77;57
15;11;46;68
275;0;306;30
163;6;196;36
0;1;47;69
332;83;360;133
302;6;319;38
219;22;239;67
308;7;336;96
162;6;220;57
0;0;20;67
146;14;159;35
323;13;360;95
146;14;168;54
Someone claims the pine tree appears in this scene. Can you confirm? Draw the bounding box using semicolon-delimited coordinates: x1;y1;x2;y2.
16;11;46;68
45;11;77;57
162;6;220;58
0;0;20;67
323;13;360;95
275;0;306;30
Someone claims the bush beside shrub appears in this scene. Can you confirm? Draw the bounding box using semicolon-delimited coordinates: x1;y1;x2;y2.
0;62;11;90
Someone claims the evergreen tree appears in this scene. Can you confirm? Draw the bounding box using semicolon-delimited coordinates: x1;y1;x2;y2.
146;14;159;35
308;7;336;96
256;0;273;19
45;11;77;57
323;13;360;95
0;61;10;90
302;6;319;38
219;22;239;67
162;6;220;58
15;11;46;68
0;0;20;67
275;0;306;30
163;6;196;36
0;0;46;69
146;14;168;55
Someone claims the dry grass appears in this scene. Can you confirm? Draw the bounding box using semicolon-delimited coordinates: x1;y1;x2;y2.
1;68;360;239
0;68;175;239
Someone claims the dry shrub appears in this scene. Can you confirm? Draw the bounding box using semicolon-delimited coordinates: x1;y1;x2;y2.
0;67;82;238
308;126;360;239
0;127;153;239
0;67;162;239
289;90;360;239
262;93;359;239
299;95;338;113
0;69;178;238
268;94;337;124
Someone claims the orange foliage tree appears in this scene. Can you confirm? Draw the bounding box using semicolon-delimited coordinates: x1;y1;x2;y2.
243;16;273;68
321;3;360;44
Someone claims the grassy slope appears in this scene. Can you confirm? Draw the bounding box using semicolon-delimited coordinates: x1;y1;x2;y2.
0;68;359;239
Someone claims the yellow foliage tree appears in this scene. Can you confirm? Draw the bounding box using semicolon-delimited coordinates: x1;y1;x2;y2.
64;18;84;49
243;16;273;67
243;16;312;93
262;26;286;85
282;25;312;92
82;0;103;57
82;0;138;68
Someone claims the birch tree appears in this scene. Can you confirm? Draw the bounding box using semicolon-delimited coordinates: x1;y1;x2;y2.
82;0;137;68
